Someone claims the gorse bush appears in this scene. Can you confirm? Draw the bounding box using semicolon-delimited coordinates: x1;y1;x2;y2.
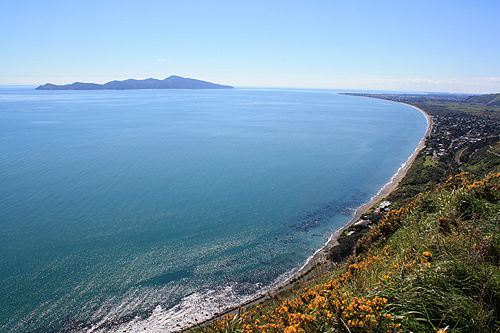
190;173;500;333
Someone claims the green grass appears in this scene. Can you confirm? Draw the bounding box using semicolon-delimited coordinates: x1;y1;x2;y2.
491;142;500;155
462;144;500;177
424;155;435;167
366;174;500;332
466;93;500;107
421;101;500;118
385;153;447;208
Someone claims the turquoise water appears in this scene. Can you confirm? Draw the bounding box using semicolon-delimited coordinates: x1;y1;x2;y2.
0;87;427;332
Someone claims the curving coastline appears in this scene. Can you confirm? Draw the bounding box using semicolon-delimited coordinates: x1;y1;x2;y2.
287;102;432;280
184;101;433;331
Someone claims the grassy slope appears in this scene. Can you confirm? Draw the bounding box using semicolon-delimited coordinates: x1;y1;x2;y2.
459;139;500;178
465;93;500;107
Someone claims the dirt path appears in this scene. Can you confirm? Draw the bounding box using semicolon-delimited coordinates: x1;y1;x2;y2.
456;146;467;165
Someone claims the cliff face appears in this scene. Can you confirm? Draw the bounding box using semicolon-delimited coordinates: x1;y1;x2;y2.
35;75;234;90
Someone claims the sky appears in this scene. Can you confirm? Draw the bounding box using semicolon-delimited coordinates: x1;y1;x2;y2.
1;0;500;94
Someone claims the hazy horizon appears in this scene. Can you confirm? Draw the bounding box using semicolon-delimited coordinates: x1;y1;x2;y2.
0;82;484;96
1;1;499;94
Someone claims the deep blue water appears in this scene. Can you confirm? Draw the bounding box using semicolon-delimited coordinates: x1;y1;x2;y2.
0;87;427;332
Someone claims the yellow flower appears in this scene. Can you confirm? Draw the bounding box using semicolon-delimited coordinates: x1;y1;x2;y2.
423;251;432;258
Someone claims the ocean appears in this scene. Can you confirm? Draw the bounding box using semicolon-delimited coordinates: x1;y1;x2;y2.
0;87;427;332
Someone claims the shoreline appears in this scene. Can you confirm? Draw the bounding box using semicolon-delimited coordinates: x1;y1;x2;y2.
285;102;432;280
185;101;433;331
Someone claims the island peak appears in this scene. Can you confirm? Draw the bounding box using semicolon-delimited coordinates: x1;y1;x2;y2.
35;76;234;90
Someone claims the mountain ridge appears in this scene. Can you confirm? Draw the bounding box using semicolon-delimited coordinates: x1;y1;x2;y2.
465;92;500;106
35;75;234;90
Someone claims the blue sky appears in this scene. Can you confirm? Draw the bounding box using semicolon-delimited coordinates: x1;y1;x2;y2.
2;0;499;93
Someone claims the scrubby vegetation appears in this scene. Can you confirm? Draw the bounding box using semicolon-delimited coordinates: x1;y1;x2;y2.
189;173;500;332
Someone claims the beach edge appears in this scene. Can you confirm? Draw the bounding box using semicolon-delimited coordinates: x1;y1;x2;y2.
287;101;433;280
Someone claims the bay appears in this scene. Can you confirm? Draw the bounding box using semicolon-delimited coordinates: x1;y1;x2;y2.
0;87;427;332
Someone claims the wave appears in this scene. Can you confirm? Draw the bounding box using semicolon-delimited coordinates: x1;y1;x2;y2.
96;269;297;332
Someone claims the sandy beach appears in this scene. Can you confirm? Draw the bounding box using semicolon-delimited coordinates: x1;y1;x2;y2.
185;102;433;330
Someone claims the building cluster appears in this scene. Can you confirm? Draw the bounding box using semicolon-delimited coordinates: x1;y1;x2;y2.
423;115;500;158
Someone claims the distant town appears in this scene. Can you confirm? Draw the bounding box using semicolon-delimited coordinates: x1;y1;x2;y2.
342;92;500;174
424;114;500;164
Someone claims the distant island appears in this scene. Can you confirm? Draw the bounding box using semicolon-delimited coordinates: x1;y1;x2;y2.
35;75;234;90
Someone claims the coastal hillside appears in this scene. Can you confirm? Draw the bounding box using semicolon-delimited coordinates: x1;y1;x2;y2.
465;93;500;107
35;75;234;90
191;172;500;333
